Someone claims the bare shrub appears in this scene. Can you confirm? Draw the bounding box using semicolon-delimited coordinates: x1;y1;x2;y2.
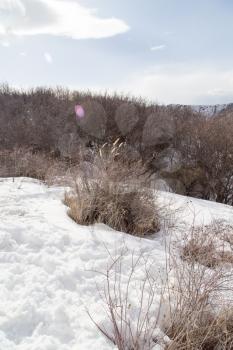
0;148;64;181
164;221;233;349
181;222;233;268
64;141;159;236
164;267;233;350
174;111;233;204
88;249;169;350
90;221;233;350
2;84;233;206
165;308;233;349
44;161;74;186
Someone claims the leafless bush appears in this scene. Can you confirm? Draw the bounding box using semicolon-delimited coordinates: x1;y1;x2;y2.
173;112;233;204
164;221;233;349
164;270;233;350
1;84;233;206
0;148;65;181
0;84;155;154
64;141;160;236
181;222;233;268
88;249;169;350
90;221;233;350
165;307;233;350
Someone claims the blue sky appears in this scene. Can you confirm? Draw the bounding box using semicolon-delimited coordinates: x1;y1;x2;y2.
0;0;233;104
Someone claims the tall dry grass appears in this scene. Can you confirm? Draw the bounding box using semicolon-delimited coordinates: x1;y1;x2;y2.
0;148;53;180
64;140;159;236
164;221;233;349
181;221;233;268
89;222;233;349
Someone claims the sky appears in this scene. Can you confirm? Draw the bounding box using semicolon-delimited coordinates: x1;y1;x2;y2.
0;0;233;104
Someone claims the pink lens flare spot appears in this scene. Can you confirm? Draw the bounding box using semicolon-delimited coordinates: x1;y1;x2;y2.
75;104;85;119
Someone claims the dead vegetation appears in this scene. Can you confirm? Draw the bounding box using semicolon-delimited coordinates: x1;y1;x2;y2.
88;250;165;350
1;85;233;205
165;307;233;349
0;148;55;180
64;141;159;236
89;221;233;350
181;222;233;268
163;221;233;349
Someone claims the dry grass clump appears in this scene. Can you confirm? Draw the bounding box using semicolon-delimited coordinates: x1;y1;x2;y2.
166;308;233;350
64;140;159;236
65;185;159;236
0;148;66;181
181;223;233;268
89;220;233;349
0;148;70;185
164;221;233;349
181;236;219;268
165;267;233;350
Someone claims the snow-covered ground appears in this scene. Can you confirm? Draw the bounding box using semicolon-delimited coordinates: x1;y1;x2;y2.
0;178;233;349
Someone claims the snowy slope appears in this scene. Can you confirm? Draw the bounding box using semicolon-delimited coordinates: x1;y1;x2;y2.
191;104;229;116
170;103;233;116
0;178;233;350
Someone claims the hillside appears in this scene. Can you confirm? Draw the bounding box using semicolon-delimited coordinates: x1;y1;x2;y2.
0;87;233;207
0;178;233;349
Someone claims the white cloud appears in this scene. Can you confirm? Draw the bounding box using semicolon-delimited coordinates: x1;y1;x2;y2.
124;65;233;104
0;0;26;15
150;44;166;51
44;52;53;63
1;40;10;47
0;0;129;39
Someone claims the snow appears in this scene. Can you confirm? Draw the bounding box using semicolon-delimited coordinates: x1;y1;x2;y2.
191;104;229;116
0;178;233;349
158;190;233;226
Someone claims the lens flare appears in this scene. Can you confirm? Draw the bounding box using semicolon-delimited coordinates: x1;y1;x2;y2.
75;104;85;119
